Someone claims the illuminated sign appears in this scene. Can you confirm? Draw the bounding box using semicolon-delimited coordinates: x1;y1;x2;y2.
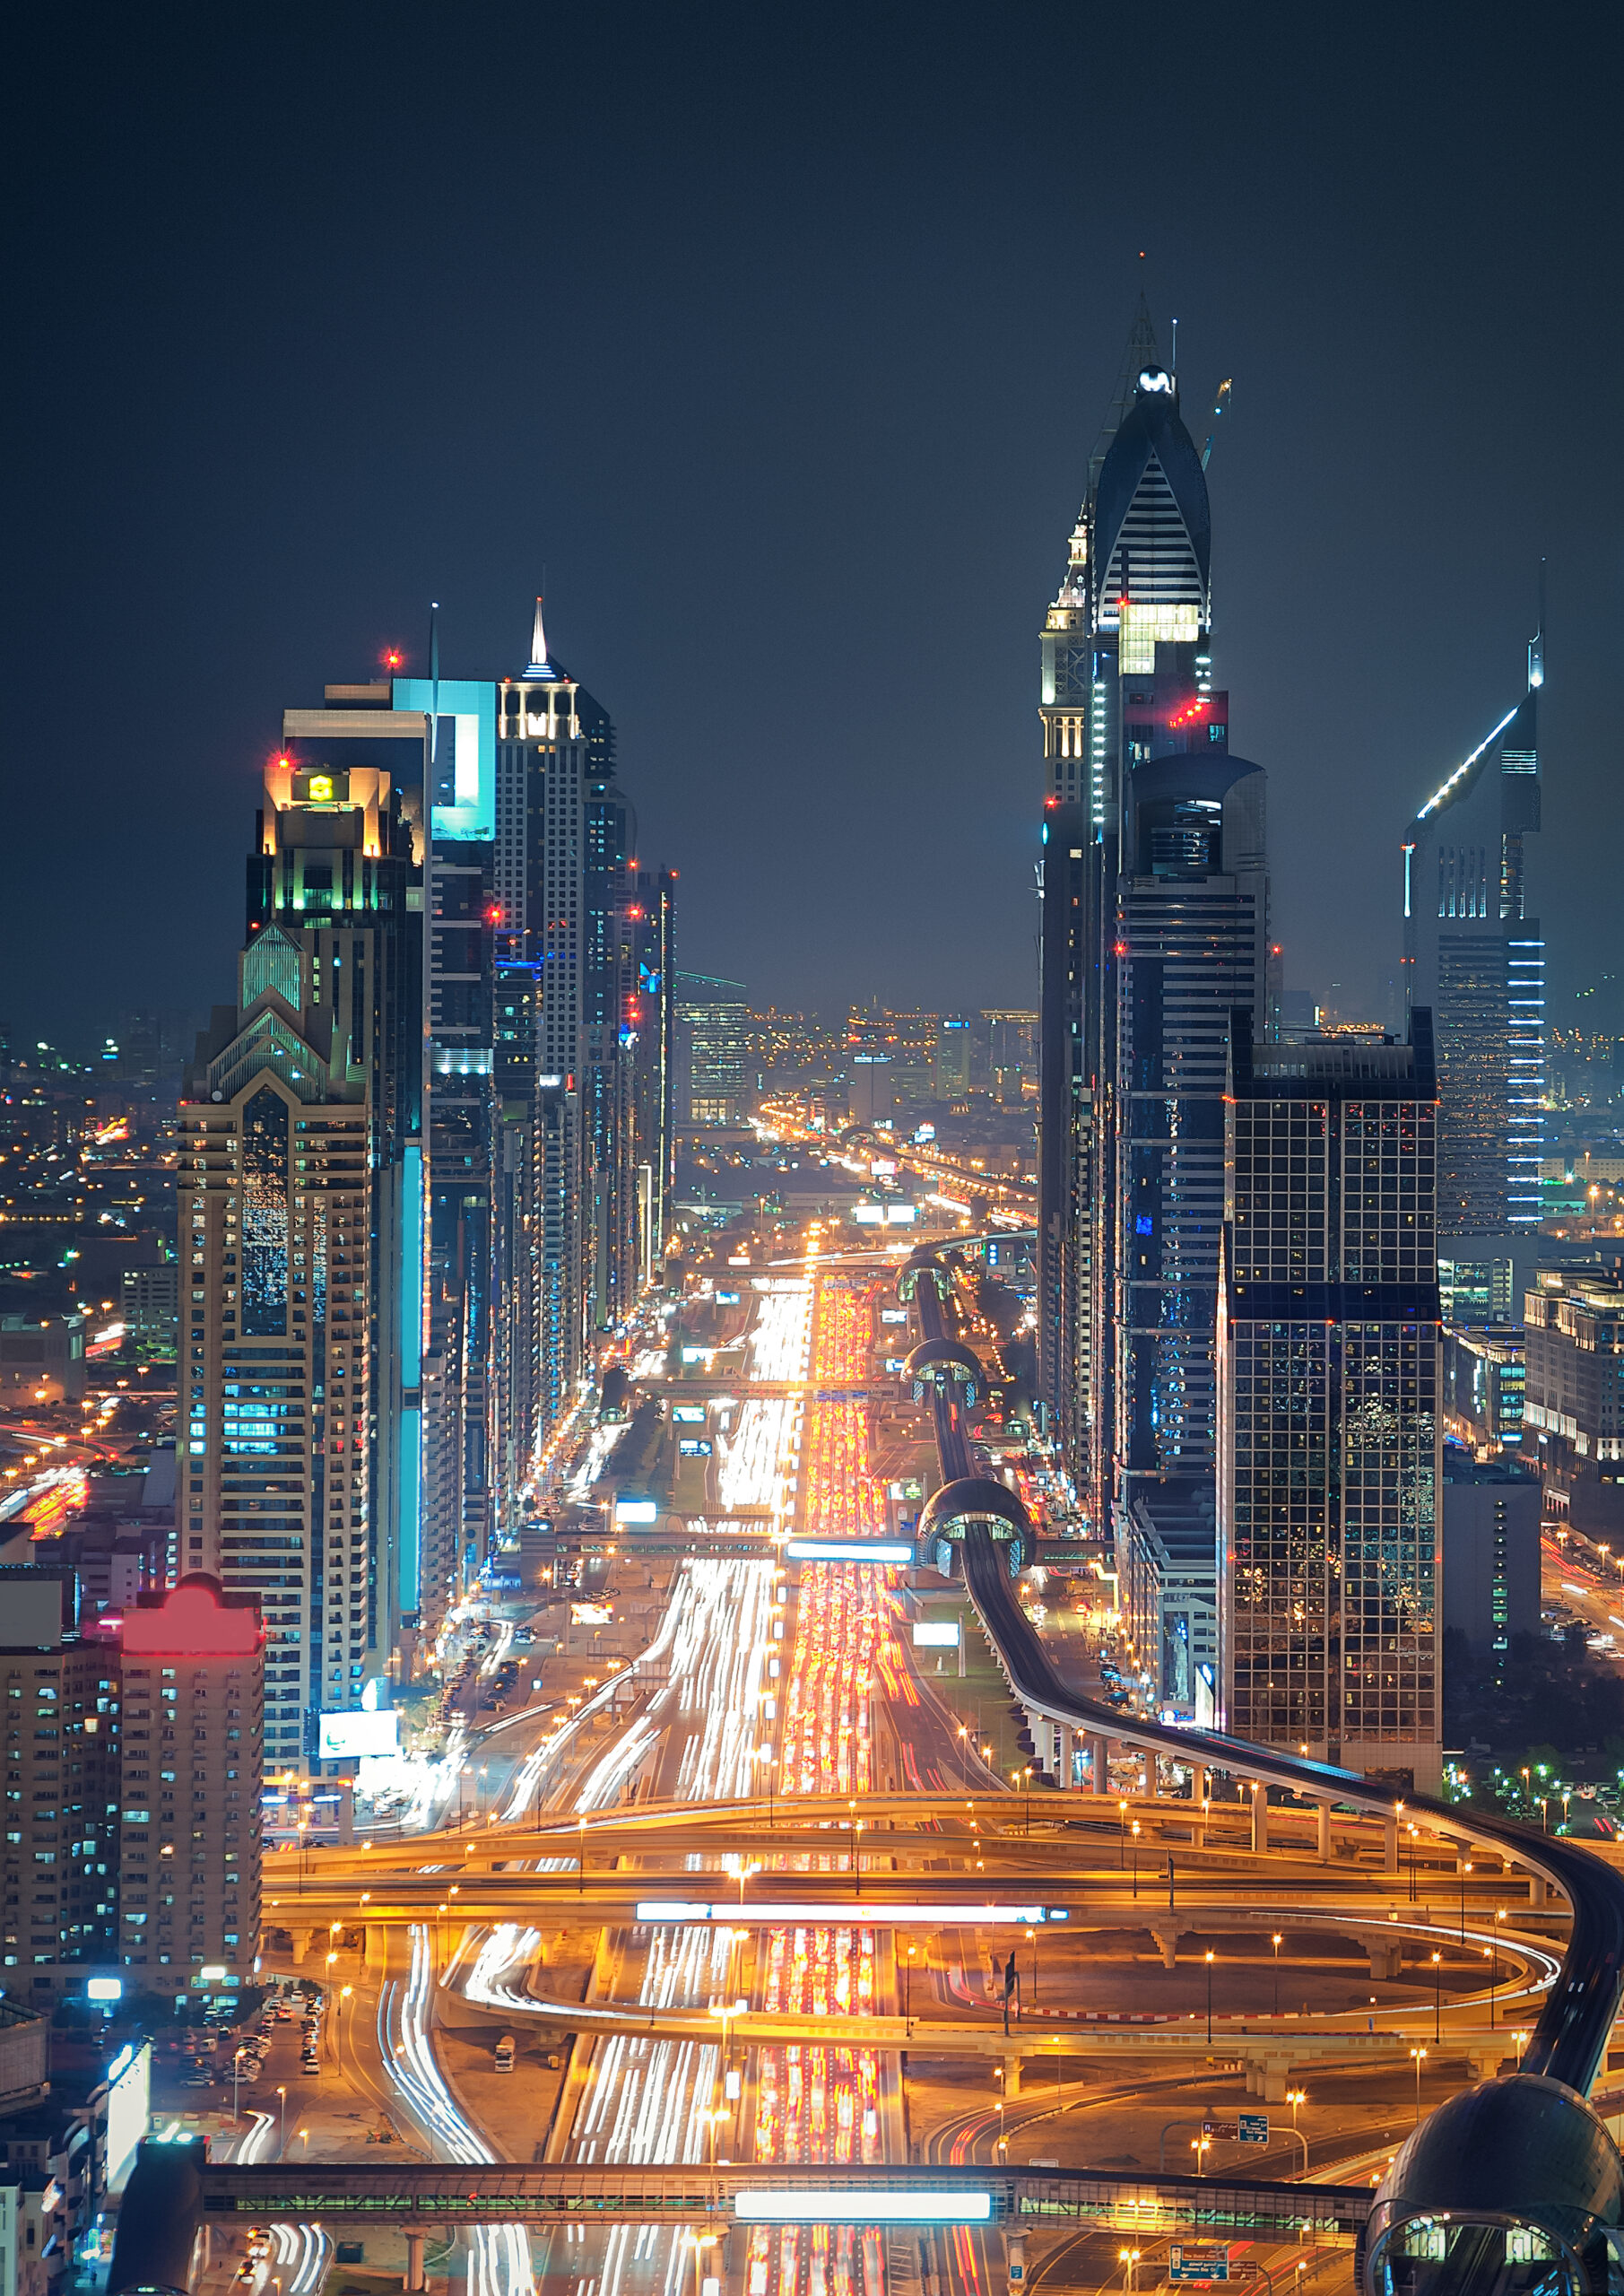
317;1709;400;1761
104;2039;151;2192
615;1498;658;1524
570;1603;612;1625
86;1978;123;2003
912;1621;960;1648
786;1539;911;1565
1169;2249;1230;2283
393;676;497;842
735;2190;992;2225
672;1407;707;1424
679;1439;714;1457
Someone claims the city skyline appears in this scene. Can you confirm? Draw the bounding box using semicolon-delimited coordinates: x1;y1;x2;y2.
6;5;1623;1042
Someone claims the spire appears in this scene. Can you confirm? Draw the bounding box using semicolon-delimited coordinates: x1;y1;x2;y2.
526;595;549;678
1090;292;1162;490
1528;560;1545;691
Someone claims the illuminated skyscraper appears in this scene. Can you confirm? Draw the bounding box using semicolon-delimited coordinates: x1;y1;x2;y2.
178;926;374;1763
1038;310;1222;1521
1218;1016;1443;1791
1402;619;1545;1234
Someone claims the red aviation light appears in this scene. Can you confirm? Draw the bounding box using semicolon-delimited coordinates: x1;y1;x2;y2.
383;647;404;671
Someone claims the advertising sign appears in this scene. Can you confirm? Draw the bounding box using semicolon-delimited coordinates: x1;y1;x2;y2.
317;1709;400;1760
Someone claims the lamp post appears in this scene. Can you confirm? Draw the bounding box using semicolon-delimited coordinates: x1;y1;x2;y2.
1024;1926;1038;2004
1190;2135;1211;2177
1431;1951;1443;2044
1118;2250;1141;2296
1514;2029;1530;2068
1205;1949;1215;2045
276;2085;286;2157
1283;2089;1308;2175
905;1944;916;2022
957;1724;971;1795
1118;1799;1129;1868
578;1815;587;1896
1459;1860;1472;1945
1272;1933;1283;2016
1410;2046;1428;2125
232;2045;248;2122
1024;1765;1034;1835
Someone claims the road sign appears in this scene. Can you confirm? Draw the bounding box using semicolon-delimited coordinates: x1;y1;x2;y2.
1169;2247;1230;2283
1238;2112;1270;2144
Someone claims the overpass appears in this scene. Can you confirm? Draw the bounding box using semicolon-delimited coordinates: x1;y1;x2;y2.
899;1246;1624;2294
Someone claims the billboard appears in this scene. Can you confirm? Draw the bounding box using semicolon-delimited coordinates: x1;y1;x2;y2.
615;1497;658;1524
317;1709;400;1761
105;2040;151;2193
912;1621;960;1648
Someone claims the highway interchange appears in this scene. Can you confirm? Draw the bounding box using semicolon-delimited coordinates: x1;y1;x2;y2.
159;1224;1624;2296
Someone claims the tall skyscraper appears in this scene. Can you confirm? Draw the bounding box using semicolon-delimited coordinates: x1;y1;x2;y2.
1115;738;1268;1520
178;927;375;1761
1402;619;1544;1234
676;974;749;1126
1217;1015;1443;1791
1038;310;1227;1533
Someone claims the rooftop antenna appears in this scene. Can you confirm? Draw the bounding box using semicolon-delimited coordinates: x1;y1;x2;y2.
1529;559;1545;690
1170;317;1177;385
1089;289;1160;489
429;599;441;790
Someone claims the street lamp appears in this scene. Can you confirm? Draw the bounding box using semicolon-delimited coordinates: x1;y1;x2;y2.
578;1815;587;1896
905;1944;916;2022
1205;1949;1216;2044
1024;1926;1038;2004
1410;2046;1428;2126
1272;1933;1283;2016
1459;1860;1472;1945
1023;1765;1034;1834
1118;2250;1141;2296
1514;2029;1530;2067
232;2045;248;2121
1430;1951;1444;2042
1190;2135;1211;2176
1118;1799;1129;1868
957;1724;971;1795
276;2085;286;2157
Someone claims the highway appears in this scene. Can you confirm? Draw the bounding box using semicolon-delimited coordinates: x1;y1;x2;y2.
111;1227;1624;2296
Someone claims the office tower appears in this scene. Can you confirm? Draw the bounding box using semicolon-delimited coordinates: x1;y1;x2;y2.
1038;317;1216;1518
178;932;373;1762
117;1574;264;1979
677;975;750;1125
494;603;589;1440
492;945;543;1536
0;1569;119;1987
1402;619;1544;1233
1115;738;1268;1518
934;1015;974;1098
583;744;641;1339
1217;1015;1443;1791
263;708;426;1667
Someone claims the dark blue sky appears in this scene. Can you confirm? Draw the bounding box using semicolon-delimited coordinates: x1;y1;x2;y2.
5;1;1621;1044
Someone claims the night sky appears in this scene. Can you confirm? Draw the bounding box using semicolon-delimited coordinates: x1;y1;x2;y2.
6;3;1622;1048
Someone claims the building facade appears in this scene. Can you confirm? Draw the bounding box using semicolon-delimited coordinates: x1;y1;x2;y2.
1402;622;1544;1234
117;1575;264;1978
677;974;750;1126
178;934;373;1763
1218;1018;1443;1790
1038;318;1218;1526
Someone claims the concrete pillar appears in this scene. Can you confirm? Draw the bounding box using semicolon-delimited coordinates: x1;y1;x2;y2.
1383;1813;1400;1874
1530;1871;1549;1909
291;1928;315;1966
1192;1765;1208;1805
1056;1726;1074;1789
1150;1923;1185;1970
1003;2055;1021;2098
1089;1735;1109;1794
365;1923;389;1972
404;2231;427;2293
1249;1780;1267;1855
1316;1801;1332;1862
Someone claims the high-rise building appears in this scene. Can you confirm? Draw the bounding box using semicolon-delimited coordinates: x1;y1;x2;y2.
1038;313;1217;1520
117;1574;265;1979
1217;1016;1443;1791
261;707;426;1663
0;1570;120;1987
677;975;750;1126
1115;739;1267;1525
1402;620;1544;1234
178;932;374;1763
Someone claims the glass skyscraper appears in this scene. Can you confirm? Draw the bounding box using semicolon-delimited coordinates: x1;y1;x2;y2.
1218;1017;1443;1791
1402;622;1544;1234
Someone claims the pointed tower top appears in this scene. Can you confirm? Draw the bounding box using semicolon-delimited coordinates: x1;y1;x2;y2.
1090;293;1162;491
525;595;549;678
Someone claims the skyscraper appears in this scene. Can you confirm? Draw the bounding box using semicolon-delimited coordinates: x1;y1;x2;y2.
1038;311;1222;1527
1217;1016;1443;1791
178;927;375;1761
1402;620;1544;1234
1115;737;1268;1520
